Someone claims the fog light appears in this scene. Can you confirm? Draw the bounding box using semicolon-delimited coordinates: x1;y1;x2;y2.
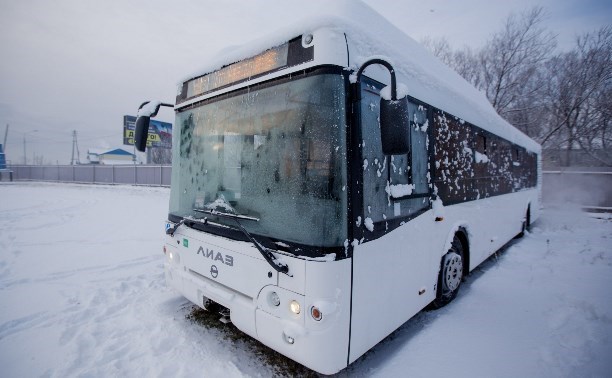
168;251;180;264
311;306;322;321
269;292;280;307
290;300;301;314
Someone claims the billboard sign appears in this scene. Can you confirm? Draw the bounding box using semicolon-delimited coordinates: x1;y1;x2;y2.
123;115;172;149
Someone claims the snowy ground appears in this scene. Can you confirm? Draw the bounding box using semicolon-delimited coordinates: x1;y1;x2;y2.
0;182;610;377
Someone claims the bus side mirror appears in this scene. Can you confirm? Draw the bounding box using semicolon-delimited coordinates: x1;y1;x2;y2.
352;57;411;156
134;115;150;152
380;96;410;155
133;101;173;152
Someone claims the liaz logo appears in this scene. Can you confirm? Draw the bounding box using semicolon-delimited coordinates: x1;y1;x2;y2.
197;246;234;267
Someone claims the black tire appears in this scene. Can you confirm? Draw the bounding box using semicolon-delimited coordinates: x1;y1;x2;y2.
525;207;531;232
430;235;464;309
517;207;531;238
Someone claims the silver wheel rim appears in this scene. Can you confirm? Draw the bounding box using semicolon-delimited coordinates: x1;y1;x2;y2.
442;252;463;292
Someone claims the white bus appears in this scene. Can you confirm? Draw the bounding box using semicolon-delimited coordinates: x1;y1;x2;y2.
134;3;540;375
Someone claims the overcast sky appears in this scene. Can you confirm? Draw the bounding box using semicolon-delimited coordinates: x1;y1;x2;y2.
1;0;610;164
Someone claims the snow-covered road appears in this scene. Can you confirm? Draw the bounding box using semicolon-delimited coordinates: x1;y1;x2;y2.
0;183;610;377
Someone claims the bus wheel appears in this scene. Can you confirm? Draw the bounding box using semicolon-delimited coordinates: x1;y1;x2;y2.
518;206;531;238
431;235;464;309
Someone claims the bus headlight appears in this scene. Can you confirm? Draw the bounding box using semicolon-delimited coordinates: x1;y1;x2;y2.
290;300;301;314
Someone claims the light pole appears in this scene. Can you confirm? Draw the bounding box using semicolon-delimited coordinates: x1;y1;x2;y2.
22;130;39;165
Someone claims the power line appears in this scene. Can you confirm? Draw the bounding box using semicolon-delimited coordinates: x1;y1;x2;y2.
78;133;119;141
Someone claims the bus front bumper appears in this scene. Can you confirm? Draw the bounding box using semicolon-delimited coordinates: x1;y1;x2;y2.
164;261;350;375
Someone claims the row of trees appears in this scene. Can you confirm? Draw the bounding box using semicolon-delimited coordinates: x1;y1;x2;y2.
422;8;611;166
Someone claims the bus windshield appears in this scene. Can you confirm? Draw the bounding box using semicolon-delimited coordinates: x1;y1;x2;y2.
169;73;348;248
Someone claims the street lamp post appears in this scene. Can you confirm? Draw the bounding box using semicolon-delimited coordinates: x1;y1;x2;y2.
22;130;38;165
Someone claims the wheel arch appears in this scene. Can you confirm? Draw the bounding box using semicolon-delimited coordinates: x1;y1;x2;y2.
519;202;532;237
526;203;532;227
455;227;470;275
441;222;471;274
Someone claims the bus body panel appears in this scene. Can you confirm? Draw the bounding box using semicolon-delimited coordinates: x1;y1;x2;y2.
256;259;352;375
349;209;440;363
164;226;278;338
167;226;279;299
349;188;540;363
164;227;352;374
460;189;540;269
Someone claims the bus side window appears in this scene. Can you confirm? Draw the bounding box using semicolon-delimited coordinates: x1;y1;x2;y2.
360;79;430;227
407;102;429;195
387;103;428;193
361;82;388;223
476;134;487;156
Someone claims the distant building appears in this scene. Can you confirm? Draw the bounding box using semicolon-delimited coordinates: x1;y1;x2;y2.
0;144;12;181
87;148;136;165
0;144;6;169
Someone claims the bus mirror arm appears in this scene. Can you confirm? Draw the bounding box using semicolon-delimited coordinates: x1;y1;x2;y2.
352;58;411;155
166;218;186;236
134;101;173;152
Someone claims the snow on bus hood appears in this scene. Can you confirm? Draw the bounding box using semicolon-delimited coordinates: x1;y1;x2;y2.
179;0;540;154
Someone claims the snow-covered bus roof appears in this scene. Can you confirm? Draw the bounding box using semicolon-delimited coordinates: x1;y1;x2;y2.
181;0;540;153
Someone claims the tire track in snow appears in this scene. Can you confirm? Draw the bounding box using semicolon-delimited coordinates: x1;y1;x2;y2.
0;312;57;340
0;255;160;289
51;268;246;377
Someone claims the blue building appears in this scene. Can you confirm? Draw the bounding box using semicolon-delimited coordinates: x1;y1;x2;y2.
87;148;136;165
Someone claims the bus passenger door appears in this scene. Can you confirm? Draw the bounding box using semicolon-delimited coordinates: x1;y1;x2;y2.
349;78;433;363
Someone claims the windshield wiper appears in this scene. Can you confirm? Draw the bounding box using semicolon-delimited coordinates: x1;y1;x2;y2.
194;209;291;276
196;209;260;222
166;216;209;236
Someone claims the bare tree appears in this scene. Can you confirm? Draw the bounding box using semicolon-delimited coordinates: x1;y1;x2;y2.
421;37;481;87
422;8;556;139
420;8;611;167
479;7;556;137
150;147;172;164
420;36;454;66
451;47;482;89
542;26;612;166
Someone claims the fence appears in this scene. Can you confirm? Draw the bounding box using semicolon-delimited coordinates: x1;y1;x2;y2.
7;165;171;186
5;165;612;208
541;169;612;208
